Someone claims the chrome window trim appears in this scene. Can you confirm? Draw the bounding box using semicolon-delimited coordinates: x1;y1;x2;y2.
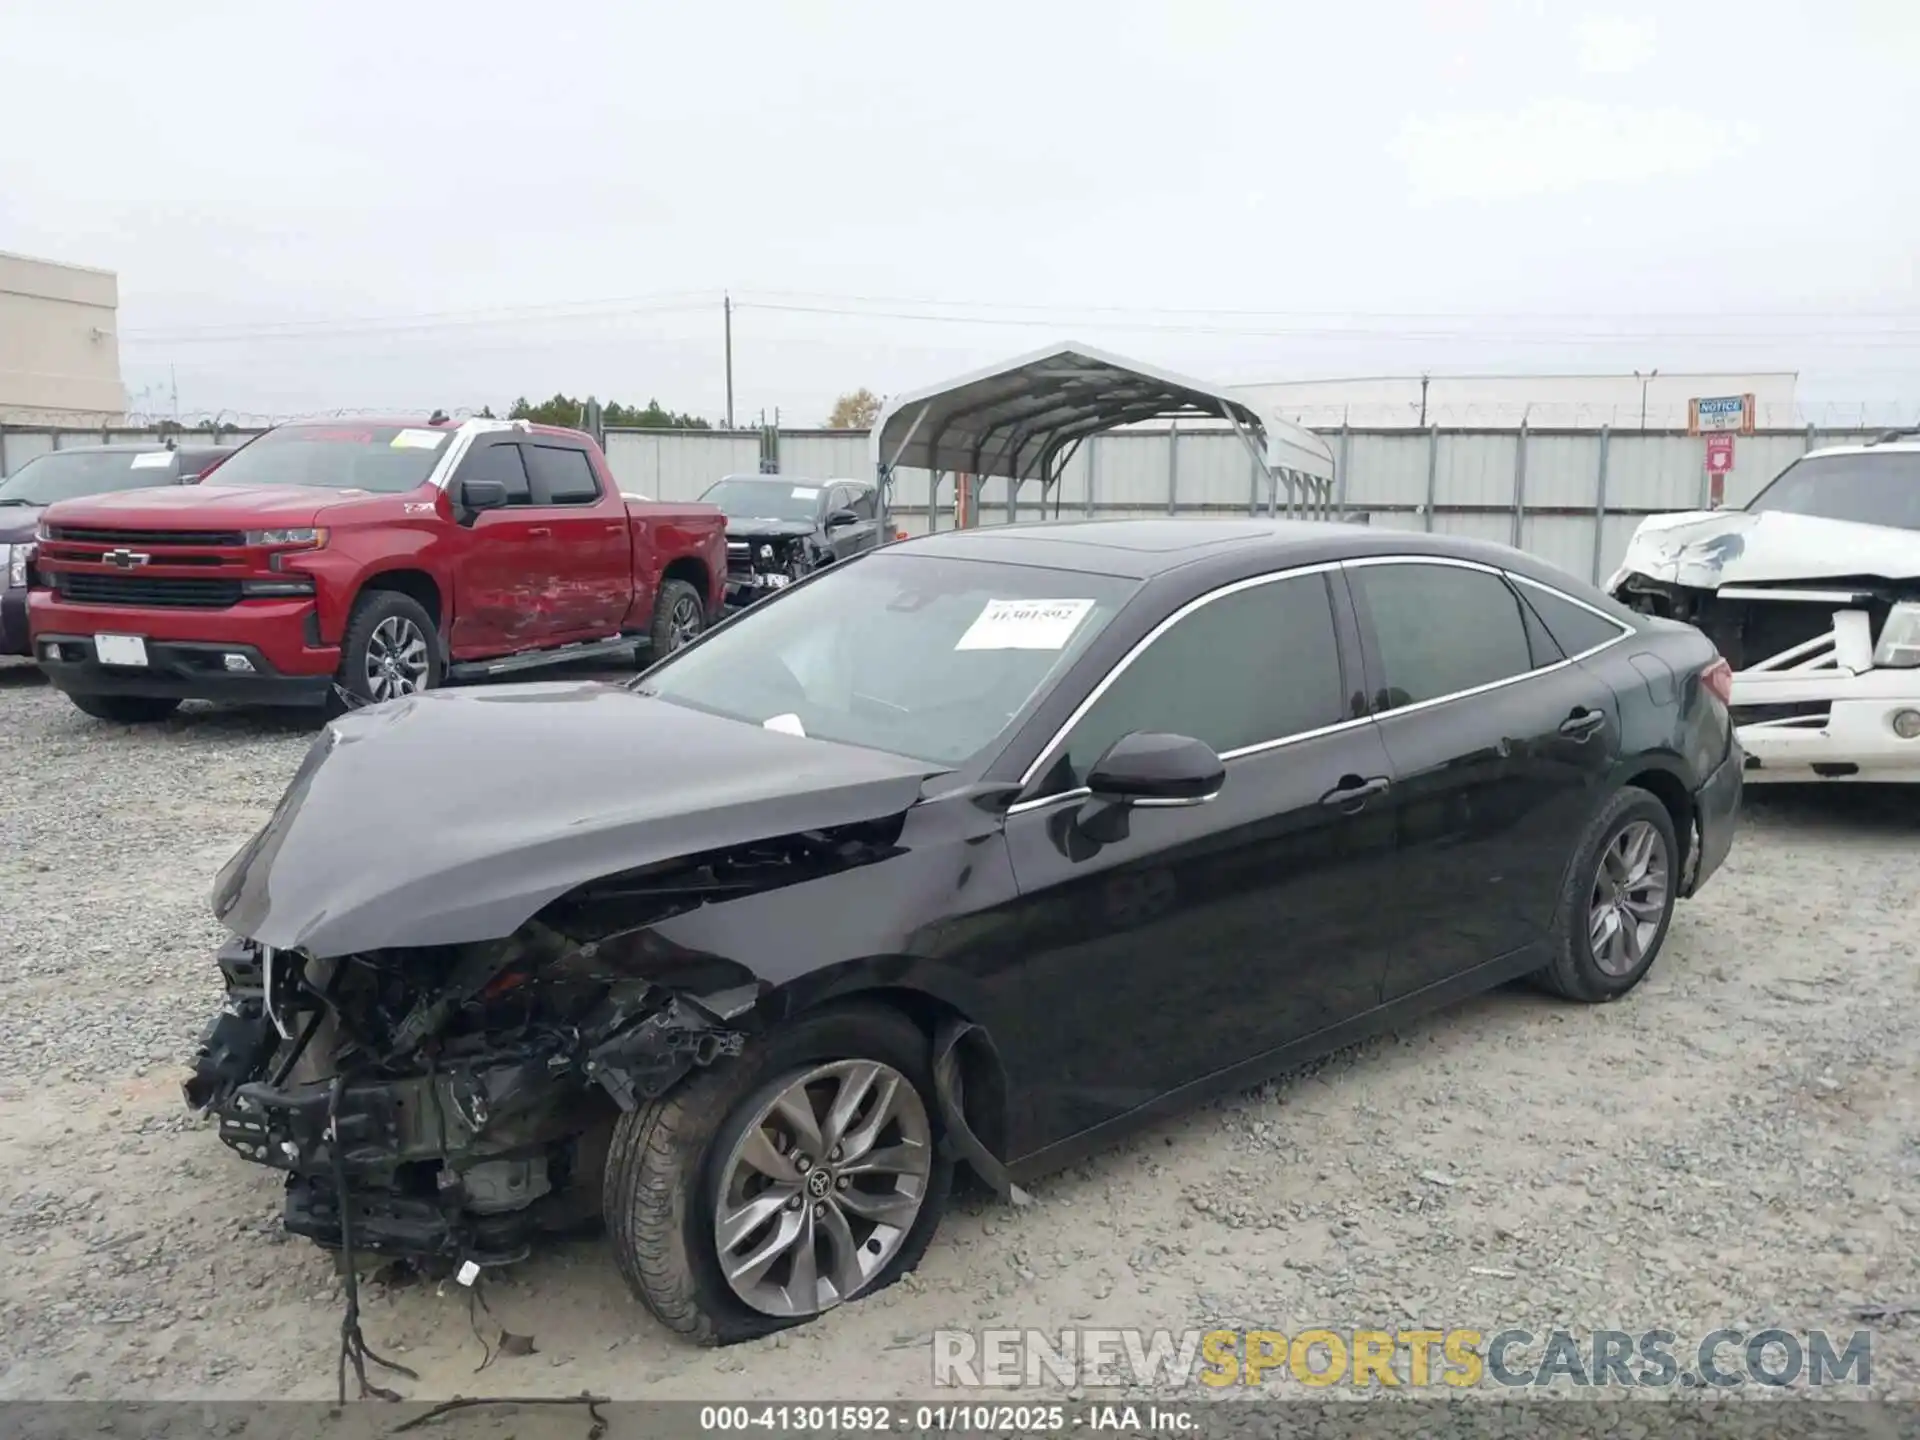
1012;559;1348;800
1005;552;1637;819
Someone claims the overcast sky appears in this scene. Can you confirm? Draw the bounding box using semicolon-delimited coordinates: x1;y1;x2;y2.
3;0;1916;426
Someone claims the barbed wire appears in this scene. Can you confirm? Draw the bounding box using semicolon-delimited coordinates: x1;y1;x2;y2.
6;397;1915;437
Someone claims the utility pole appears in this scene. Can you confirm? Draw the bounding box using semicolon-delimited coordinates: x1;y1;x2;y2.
1635;368;1658;431
723;293;735;430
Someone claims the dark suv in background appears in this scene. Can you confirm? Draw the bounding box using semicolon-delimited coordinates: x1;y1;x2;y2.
0;443;234;657
699;473;883;610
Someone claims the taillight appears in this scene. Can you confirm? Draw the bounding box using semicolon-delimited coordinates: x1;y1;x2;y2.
1702;656;1734;706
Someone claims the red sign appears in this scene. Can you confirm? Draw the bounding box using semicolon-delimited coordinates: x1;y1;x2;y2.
1706;433;1735;476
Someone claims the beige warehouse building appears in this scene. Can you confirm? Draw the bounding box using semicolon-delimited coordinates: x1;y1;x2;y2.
0;250;125;425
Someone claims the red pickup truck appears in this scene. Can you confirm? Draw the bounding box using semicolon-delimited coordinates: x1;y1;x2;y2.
28;417;727;722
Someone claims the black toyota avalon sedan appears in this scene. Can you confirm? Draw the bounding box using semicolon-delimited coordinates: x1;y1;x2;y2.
186;519;1740;1347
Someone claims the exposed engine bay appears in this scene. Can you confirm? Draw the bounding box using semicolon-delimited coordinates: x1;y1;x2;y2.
183;818;906;1266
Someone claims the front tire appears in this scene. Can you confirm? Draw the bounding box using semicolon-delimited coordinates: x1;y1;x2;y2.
66;693;182;724
1534;786;1679;1003
334;590;441;710
602;1004;951;1345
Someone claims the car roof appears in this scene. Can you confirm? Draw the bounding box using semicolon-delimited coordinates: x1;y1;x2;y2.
1804;440;1920;459
32;442;179;454
886;517;1598;590
714;473;868;487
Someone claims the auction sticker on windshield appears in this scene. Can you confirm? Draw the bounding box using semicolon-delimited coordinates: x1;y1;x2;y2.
129;451;173;469
955;598;1096;651
390;429;448;450
791;486;820;500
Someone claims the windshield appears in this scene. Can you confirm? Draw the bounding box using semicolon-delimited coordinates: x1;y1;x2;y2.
1744;452;1920;531
204;424;452;493
638;551;1138;766
0;450;176;506
699;478;826;524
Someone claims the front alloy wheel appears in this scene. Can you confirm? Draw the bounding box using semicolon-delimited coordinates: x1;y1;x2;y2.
713;1060;933;1318
364;615;430;701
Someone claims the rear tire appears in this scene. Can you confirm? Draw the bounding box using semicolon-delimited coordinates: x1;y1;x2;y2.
333;590;442;712
65;693;181;724
1534;786;1679;1003
647;578;707;659
602;1003;952;1346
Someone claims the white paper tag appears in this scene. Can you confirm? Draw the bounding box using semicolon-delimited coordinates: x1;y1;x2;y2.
954;598;1096;652
456;1260;481;1287
790;486;820;500
391;428;447;450
763;712;807;736
129;451;173;469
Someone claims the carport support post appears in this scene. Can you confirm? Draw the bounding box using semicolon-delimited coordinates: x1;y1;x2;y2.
1086;436;1099;518
876;402;931;541
1510;420;1529;549
1423;425;1439;532
1336;425;1351;514
1166;422;1179;515
1590;426;1612;584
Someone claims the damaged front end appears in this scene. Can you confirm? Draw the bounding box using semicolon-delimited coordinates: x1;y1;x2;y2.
183;924;751;1266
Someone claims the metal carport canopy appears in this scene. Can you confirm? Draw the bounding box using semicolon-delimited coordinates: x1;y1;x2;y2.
868;341;1336;526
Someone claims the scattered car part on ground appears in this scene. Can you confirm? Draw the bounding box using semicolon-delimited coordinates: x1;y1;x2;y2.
24;417;726;722
0;442;234;658
1610;435;1920;782
699;473;886;611
184;518;1740;1348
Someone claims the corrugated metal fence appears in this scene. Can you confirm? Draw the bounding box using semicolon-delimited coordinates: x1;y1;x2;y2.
1;421;1874;587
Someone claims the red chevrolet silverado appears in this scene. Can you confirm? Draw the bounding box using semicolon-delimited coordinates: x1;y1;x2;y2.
27;417;727;722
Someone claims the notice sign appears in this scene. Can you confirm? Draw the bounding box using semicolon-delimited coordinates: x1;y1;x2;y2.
1689;394;1755;436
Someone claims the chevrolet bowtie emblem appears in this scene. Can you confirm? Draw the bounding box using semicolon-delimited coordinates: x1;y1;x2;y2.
102;549;150;569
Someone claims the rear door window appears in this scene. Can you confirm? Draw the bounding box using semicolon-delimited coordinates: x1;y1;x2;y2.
1514;579;1630;659
527;445;601;506
1348;561;1537;710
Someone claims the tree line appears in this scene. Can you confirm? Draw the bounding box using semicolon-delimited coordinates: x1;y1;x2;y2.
482;388;884;431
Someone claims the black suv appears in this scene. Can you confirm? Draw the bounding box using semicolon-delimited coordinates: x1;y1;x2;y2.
700;474;883;610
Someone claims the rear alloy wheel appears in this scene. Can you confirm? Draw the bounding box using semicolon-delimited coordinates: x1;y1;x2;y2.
336;591;442;710
647;578;707;659
602;1004;951;1345
1534;786;1680;1003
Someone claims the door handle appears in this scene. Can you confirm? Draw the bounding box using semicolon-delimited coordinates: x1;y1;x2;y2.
1319;775;1391;809
604;524;624;535
527;526;552;538
1559;707;1606;739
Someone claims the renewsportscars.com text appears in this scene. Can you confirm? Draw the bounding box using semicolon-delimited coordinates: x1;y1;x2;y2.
932;1327;1873;1391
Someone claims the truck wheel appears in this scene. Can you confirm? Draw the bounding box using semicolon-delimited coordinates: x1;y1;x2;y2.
336;591;442;709
648;579;707;658
66;693;182;724
602;1003;952;1345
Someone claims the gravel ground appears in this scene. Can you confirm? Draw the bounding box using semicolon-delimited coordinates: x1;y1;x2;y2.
1;654;1916;1414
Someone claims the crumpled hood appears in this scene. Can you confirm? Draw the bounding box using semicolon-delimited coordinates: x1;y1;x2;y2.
0;505;44;545
212;681;944;958
42;483;349;530
1609;509;1920;590
725;518;817;542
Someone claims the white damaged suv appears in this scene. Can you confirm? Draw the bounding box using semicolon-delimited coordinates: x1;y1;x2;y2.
1609;432;1920;783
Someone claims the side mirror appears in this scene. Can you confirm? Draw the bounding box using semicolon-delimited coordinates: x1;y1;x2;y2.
825;508;859;529
1085;732;1223;806
460;478;509;512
